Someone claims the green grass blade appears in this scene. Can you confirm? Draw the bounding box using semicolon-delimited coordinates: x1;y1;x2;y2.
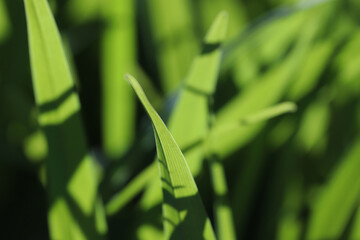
106;162;157;215
126;74;216;240
209;19;318;159
239;102;297;125
105;12;229;215
209;158;236;240
168;11;228;176
101;0;137;159
24;0;106;238
287;40;333;100
295;97;330;153
306;139;360;239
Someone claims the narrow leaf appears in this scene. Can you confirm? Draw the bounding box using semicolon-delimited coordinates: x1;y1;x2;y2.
240;102;297;125
126;74;216;240
106;11;229;215
24;0;106;238
102;0;137;159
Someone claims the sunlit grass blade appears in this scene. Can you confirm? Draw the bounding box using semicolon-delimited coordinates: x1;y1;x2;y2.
101;0;137;159
24;0;106;238
126;74;216;239
105;12;229;215
208;158;236;240
240;102;297;125
168;11;228;176
306;139;360;240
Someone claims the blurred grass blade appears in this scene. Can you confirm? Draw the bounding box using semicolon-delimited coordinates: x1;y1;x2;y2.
240;102;297;125
209;158;236;240
65;0;101;24
24;0;106;238
287;40;333;100
223;0;334;64
205;102;297;150
126;74;216;240
168;11;228;176
101;0;137;159
146;0;198;93
306;139;360;240
209;18;319;159
295;96;330;153
0;0;10;43
105;12;229;215
106;162;157;215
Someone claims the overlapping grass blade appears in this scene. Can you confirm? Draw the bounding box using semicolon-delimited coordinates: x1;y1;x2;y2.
106;12;229;215
208;18;319;159
101;0;137;159
24;0;106;238
287;40;333;100
126;74;216;240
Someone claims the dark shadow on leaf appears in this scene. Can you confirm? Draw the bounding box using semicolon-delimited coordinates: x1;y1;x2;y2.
38;86;76;113
201;42;221;55
39;92;104;239
162;189;211;240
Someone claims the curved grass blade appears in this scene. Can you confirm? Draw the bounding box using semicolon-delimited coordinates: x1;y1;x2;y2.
126;74;216;240
239;102;297;125
105;12;229;215
24;0;106;238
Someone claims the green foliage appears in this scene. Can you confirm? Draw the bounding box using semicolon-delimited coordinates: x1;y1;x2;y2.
24;0;106;238
101;0;137;159
2;0;360;239
127;74;216;239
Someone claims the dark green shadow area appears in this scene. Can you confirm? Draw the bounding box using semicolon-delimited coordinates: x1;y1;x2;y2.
162;189;209;240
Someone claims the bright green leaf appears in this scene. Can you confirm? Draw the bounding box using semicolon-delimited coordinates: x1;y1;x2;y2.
126;74;216;240
24;0;106;238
